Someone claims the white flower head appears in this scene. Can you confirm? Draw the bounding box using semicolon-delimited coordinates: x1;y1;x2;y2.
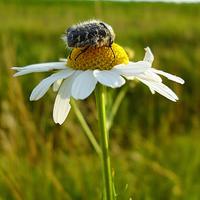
12;43;184;125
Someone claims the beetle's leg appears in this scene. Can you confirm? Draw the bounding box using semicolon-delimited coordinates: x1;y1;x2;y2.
69;49;73;60
75;46;90;61
109;45;115;65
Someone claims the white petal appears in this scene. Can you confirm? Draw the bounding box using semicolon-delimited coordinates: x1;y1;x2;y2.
53;78;73;125
138;78;178;102
53;79;63;92
149;87;156;94
114;61;151;77
12;62;67;76
30;69;74;101
138;70;162;83
143;47;154;64
59;58;67;62
71;70;97;100
123;76;135;80
152;69;185;84
93;69;125;88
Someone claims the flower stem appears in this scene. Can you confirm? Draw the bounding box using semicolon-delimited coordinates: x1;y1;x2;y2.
95;84;113;200
71;99;101;156
107;85;128;131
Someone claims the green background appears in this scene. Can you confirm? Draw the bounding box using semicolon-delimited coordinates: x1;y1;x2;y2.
0;1;200;199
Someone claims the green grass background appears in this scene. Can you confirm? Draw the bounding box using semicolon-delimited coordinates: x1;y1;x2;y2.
0;1;200;199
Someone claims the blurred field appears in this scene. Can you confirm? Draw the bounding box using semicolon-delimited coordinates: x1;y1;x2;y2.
0;1;200;200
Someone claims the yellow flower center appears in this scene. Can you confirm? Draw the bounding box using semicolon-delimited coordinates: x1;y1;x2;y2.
67;43;129;70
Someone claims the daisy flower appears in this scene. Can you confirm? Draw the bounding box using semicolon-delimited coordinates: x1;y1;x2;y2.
12;43;184;125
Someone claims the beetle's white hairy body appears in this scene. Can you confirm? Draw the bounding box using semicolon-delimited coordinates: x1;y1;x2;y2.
62;19;115;48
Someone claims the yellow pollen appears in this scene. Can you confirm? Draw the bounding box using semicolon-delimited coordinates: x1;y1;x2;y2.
67;43;129;70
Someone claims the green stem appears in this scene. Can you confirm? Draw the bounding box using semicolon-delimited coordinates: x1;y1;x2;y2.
95;84;113;200
107;85;128;131
71;99;101;156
